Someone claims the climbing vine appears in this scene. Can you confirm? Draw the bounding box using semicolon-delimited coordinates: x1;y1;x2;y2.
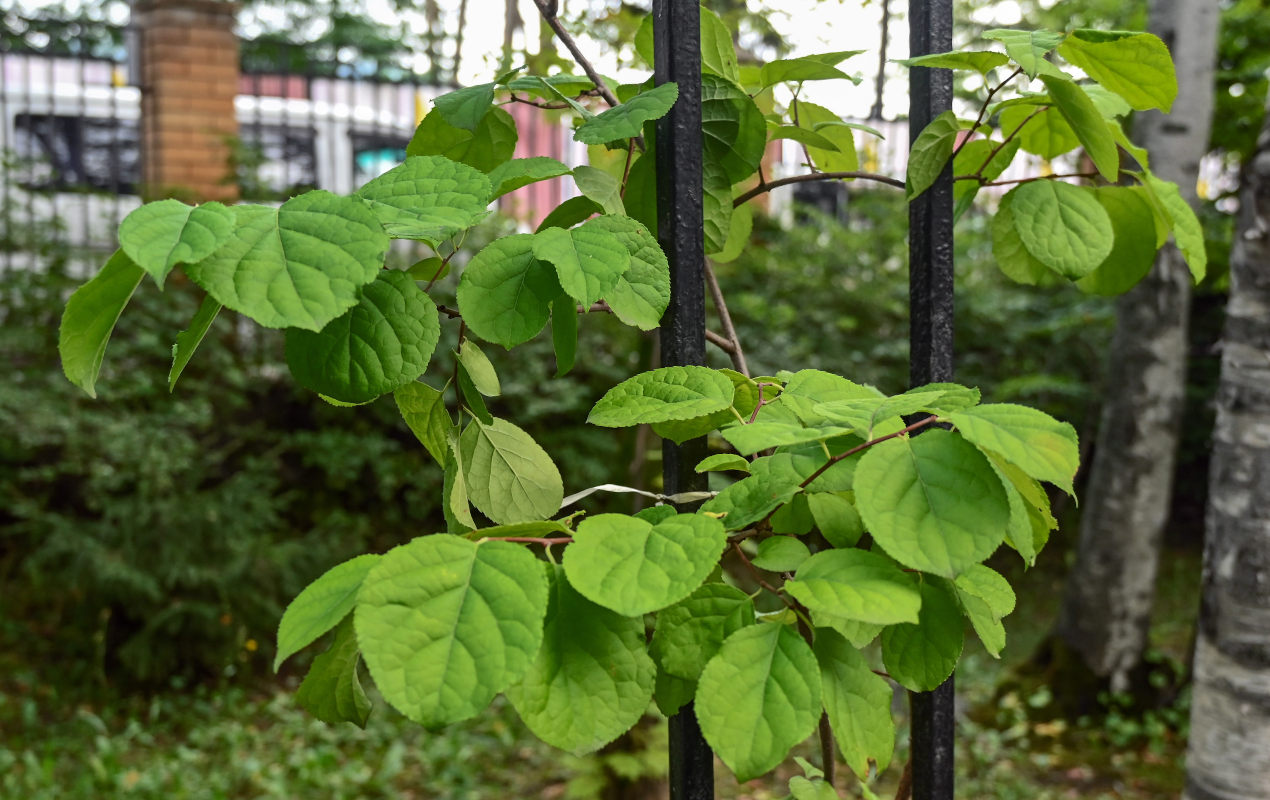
58;10;1197;795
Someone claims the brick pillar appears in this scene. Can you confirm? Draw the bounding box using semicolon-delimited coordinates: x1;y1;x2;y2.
133;0;239;202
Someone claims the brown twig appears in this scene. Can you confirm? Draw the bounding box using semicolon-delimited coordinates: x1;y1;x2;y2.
704;261;749;376
529;0;620;109
974;105;1046;178
733;171;905;207
506;93;571;110
705;329;738;353
819;712;836;789
972;171;1102;187
482;536;573;545
731;542;794;607
950;66;1023;160
436;304;463;319
797;415;939;490
894;754;913;800
619;139;636;198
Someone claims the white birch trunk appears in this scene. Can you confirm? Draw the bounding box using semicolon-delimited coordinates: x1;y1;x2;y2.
1183;92;1270;800
1055;0;1219;691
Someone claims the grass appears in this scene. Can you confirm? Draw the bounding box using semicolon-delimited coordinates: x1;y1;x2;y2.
2;547;1202;799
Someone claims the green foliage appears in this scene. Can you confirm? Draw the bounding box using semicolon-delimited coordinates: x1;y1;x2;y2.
49;15;1190;791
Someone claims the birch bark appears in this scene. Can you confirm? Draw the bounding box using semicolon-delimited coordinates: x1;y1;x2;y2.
1054;0;1219;692
1184;91;1270;800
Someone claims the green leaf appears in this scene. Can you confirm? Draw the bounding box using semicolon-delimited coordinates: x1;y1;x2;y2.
651;583;756;681
295;618;372;728
770;493;814;536
184;192;390;331
696;454;751;474
700;7;740;82
505;73;595;100
408;256;448;282
1076;186;1159;295
713;201;753;263
1009;180;1114;280
992;188;1053;285
760;51;865;87
285;270;441;404
357;536;548;725
1141;171;1207;282
702;74;767;184
394;381;451;466
460;417;564;525
880;581;964;692
486;156;571;200
589;366;735;427
780;369;881;426
168;294;221;392
551;294;578;377
1039;76;1119;182
789;776;840;800
702;160;734;256
751;536;812;572
947;403;1080;495
807;492;863;548
785;549;921;626
984;29;1066;78
276;554;381;670
951;564;1015;656
537;196;603;231
999;103;1079;159
456;234;562;347
574;83;679;144
564;512;726;616
793;101;859;174
444;434;477;531
854;429;1011;577
407;106;518;173
433;82;496;131
900;50;1009;75
570;165;624;216
697;623;822;781
533;221;631;306
459;358;493;424
356;155;491;244
906;110;963;201
118;199;234;286
507;565;655;753
812;391;942;438
654;666;696;717
1058;30;1176;112
581;214;669;330
458;339;500;396
1083;84;1134;119
769;124;838;152
814;629;895;777
59;249;146;398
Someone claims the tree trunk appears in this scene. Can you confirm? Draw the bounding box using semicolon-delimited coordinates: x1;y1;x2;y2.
1183;91;1270;800
1053;0;1219;693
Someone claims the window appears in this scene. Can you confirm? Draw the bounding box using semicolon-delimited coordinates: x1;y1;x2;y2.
13;113;139;193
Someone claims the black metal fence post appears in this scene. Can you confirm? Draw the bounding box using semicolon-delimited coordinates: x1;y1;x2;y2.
653;1;713;798
907;0;956;798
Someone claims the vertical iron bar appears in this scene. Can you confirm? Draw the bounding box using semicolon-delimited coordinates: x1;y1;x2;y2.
907;0;955;799
653;2;712;799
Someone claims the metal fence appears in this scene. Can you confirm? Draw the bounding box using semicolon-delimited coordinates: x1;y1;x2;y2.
0;24;585;273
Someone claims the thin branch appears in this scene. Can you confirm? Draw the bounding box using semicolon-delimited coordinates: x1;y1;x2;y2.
868;0;890;121
951;66;1023;160
972;171;1101;187
705;329;737;353
894;754;913;800
436;304;463;319
529;0;620;109
796;415;939;490
748;382;775;424
819;713;836;788
974;105;1046;178
619;139;636;199
734;171;905;207
481;536;573;545
704;260;749;376
506;93;571;110
731;542;795;608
